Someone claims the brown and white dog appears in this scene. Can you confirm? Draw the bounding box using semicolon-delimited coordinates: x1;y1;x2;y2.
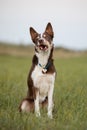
19;23;56;119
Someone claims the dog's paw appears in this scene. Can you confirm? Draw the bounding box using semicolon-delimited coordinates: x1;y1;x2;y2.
47;113;53;119
36;112;41;117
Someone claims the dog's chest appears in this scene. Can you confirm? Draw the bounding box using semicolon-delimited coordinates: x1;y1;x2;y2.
31;65;55;97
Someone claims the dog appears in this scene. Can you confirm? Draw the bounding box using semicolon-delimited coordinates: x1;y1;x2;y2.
19;22;56;119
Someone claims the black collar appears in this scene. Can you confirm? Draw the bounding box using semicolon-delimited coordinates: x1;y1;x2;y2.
39;61;52;72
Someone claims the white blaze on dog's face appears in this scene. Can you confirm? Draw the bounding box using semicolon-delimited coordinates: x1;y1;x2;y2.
30;23;54;54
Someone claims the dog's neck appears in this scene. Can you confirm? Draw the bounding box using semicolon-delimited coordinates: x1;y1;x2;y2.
36;51;50;67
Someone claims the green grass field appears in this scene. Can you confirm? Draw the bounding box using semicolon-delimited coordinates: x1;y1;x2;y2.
0;54;87;130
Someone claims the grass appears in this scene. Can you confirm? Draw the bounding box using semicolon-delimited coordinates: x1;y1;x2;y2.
0;54;87;130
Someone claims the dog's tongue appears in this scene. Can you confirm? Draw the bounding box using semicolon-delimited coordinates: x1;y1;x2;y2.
39;45;48;50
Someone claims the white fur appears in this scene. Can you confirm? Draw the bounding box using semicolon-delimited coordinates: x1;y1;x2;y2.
31;53;55;118
36;41;52;66
36;40;53;64
34;90;41;117
21;100;30;112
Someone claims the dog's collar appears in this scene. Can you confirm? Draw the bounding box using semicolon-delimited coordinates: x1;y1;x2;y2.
39;61;51;73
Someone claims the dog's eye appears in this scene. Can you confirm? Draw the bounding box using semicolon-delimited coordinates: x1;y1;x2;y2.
43;33;52;43
36;34;41;41
43;34;48;41
43;34;49;40
43;34;46;38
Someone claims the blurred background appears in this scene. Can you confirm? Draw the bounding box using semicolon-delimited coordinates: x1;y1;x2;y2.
0;1;87;129
0;0;87;55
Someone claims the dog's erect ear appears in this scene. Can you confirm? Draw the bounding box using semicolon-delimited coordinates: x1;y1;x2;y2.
45;22;54;39
30;27;38;43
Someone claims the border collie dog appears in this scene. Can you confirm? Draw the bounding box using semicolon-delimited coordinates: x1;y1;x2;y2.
19;23;56;119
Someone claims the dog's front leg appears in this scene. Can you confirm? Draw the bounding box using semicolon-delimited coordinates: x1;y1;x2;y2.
35;90;40;117
47;84;54;119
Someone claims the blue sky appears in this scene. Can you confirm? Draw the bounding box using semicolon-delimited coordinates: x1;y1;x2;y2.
0;0;87;50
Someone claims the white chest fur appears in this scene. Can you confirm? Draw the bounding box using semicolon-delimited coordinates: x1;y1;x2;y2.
31;65;55;102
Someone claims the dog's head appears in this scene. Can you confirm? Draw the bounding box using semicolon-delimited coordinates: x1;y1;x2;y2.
29;23;54;54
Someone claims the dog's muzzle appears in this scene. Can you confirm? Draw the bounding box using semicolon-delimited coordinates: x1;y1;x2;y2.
38;39;48;51
39;44;48;51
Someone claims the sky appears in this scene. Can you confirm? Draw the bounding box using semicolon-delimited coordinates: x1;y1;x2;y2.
0;0;87;50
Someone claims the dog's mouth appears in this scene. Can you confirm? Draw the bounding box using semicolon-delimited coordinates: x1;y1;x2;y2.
38;44;48;51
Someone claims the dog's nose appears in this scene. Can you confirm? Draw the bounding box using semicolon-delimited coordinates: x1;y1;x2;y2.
39;39;44;44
